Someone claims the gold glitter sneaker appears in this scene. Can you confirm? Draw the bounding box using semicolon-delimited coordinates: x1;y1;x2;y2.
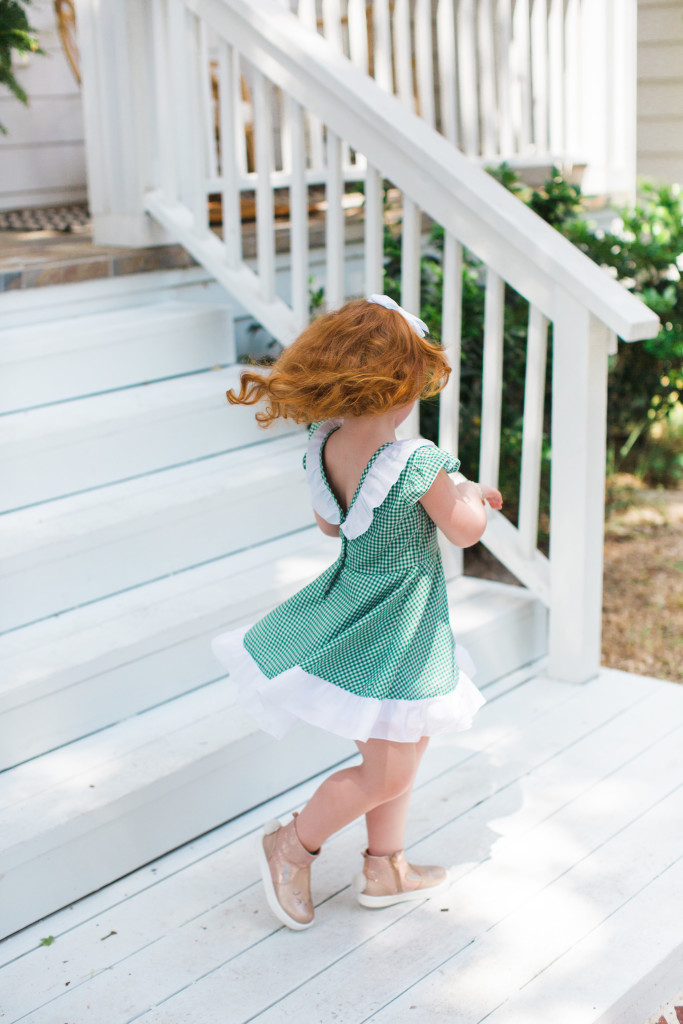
352;848;451;908
257;812;320;930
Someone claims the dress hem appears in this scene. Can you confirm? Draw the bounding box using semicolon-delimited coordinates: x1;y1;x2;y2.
212;625;486;743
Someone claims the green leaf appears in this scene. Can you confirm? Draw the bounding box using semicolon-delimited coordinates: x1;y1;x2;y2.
0;0;45;132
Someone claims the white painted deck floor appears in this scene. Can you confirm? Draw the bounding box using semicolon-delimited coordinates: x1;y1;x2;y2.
2;662;682;1024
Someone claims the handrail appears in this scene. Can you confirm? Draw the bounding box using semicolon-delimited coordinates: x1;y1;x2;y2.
187;0;659;344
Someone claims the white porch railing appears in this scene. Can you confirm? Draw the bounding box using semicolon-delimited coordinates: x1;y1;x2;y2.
283;0;636;198
77;0;658;685
161;0;636;199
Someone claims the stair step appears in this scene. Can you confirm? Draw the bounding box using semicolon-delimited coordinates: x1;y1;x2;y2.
0;675;354;941
0;266;217;330
0;300;235;413
0;432;310;633
0;528;339;769
0;515;546;772
0;365;296;511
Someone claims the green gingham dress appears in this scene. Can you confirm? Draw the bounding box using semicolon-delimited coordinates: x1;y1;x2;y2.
211;419;485;742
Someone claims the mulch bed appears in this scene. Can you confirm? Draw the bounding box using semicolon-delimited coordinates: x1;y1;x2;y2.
602;482;683;684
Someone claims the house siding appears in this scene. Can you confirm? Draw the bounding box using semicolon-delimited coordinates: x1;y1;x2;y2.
637;0;683;186
0;0;87;211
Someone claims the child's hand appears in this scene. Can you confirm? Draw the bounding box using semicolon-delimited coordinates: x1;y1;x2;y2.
480;484;503;510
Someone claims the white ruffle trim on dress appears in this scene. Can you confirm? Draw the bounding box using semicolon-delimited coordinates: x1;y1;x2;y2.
305;420;438;540
305;419;343;524
342;438;436;538
212;625;486;743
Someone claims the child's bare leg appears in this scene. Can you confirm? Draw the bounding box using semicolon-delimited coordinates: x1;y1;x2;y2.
363;736;429;855
294;738;422;854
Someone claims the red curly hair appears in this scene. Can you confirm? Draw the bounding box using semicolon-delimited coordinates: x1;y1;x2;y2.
226;298;451;426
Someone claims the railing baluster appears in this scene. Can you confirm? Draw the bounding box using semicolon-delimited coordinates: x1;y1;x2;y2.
438;232;463;459
322;0;343;50
188;12;208;237
478;0;498;159
199;20;218;185
289;97;309;332
347;0;368;74
508;0;522;151
234;57;249;179
531;0;549;154
326;127;344;309
168;0;192;208
321;1;350;168
611;0;637;197
458;0;479;156
436;0;458;145
364;164;383;296
415;0;435;127
401;196;421;437
296;0;318;35
137;3;155;195
548;0;565;156
275;87;292;174
347;0;368;174
518;305;549;558
217;39;242;268
438;232;464;581
394;0;414;112
400;200;420;321
252;66;276;301
373;0;393;93
497;0;514;156
297;0;324;170
479;270;505;488
152;0;176;206
513;0;532;151
274;0;292;174
438;230;464;578
564;0;581;158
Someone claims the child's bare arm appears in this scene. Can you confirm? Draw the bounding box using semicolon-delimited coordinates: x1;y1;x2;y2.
419;470;494;547
314;510;341;537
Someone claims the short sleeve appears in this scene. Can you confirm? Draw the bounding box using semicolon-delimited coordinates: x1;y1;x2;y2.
400;445;461;505
302;422;321;470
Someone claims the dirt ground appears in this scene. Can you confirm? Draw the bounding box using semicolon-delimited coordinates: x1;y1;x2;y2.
465;479;683;685
601;480;683;684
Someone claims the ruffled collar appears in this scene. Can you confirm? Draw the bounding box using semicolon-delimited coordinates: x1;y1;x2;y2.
305;420;435;539
306;419;344;526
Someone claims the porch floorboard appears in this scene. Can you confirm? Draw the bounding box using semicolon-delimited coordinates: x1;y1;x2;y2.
2;663;682;1024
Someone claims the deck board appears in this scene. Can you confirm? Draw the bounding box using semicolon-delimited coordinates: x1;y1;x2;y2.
3;665;682;1024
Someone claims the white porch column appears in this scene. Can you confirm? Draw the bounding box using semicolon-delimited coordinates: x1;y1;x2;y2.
548;294;611;684
75;0;171;247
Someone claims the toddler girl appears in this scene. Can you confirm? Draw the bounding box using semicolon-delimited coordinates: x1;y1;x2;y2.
212;295;502;930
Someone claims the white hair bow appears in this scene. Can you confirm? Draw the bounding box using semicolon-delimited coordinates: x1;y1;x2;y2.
367;294;429;338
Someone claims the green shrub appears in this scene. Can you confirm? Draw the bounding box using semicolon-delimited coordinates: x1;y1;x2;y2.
490;166;683;486
0;0;44;135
